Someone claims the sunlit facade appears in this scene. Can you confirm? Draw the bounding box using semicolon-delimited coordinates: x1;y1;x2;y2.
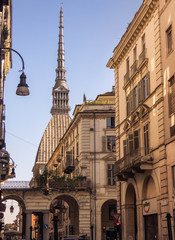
107;0;175;239
46;89;117;239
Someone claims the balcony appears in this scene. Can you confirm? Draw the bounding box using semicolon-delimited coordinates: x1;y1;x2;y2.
114;147;153;181
124;71;130;84
130;60;138;76
0;122;5;149
139;48;147;66
63;150;75;174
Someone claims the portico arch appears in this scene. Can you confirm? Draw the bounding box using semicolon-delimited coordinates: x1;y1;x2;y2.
1;193;26;239
101;199;117;240
125;183;137;240
142;175;158;240
49;194;79;239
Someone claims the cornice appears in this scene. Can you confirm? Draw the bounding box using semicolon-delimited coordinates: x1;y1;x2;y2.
107;0;158;69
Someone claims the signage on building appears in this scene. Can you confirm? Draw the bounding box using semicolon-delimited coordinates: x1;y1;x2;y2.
143;198;157;215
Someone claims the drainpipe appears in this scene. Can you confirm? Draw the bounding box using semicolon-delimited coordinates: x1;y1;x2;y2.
94;112;96;240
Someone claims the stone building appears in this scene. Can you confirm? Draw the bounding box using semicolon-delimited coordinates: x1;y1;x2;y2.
44;89;117;239
107;0;175;239
160;0;175;238
0;0;13;182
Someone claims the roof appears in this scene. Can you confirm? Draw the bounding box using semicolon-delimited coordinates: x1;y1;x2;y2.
35;114;71;165
0;181;30;189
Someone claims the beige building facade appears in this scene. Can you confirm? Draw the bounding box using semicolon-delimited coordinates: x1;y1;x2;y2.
40;90;117;239
107;0;175;239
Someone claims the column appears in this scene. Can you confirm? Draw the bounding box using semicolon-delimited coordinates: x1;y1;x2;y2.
25;211;32;240
43;211;50;240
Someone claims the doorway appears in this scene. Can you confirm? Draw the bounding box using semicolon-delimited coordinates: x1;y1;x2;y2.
144;214;158;240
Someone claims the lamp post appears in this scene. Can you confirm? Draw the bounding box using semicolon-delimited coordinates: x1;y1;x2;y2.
0;47;30;182
0;47;29;96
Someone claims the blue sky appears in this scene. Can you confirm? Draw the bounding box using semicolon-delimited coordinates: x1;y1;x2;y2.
4;0;143;181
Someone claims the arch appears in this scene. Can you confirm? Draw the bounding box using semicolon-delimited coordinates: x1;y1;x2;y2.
101;199;117;240
141;172;160;200
125;183;136;205
123;178;139;205
49;194;79;239
1;193;26;210
125;183;137;240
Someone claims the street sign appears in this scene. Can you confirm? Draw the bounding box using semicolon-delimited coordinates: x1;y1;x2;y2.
112;213;121;221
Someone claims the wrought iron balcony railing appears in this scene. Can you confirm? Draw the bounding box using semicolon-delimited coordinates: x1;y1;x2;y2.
130;60;138;76
114;147;153;180
124;71;130;84
64;150;75;174
139;48;147;66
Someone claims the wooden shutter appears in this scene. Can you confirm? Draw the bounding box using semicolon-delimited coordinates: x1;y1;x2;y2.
134;130;139;151
146;72;150;96
138;81;141;103
129;134;134;156
123;140;127;156
102;136;106;152
130;90;134;113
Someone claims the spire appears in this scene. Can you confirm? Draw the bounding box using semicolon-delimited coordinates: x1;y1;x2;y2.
51;5;70;115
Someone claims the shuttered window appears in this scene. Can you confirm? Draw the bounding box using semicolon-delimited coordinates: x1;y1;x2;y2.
167;25;173;54
169;75;175;115
107;136;116;152
123;130;139;156
144;124;149;155
107;117;115;128
107;164;115;186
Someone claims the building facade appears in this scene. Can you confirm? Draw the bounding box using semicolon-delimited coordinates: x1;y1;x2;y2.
160;0;175;239
107;0;175;239
0;0;13;182
41;89;117;239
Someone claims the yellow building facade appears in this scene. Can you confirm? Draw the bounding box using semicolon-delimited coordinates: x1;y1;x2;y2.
107;0;175;239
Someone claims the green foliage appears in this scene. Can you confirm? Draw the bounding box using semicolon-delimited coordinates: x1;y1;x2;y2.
35;170;87;188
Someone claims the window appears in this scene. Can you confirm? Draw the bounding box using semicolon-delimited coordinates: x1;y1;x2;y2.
172;166;175;191
144;124;149;155
107;117;115;128
166;25;173;54
107;136;116;152
133;86;138;109
123;130;140;156
126;57;129;73
169;75;175;115
138;72;150;103
76;142;79;156
133;46;137;62
126;95;130;116
142;34;145;51
107;164;115;186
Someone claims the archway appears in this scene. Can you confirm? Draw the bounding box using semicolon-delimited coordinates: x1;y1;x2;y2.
1;194;26;240
125;183;137;240
142;175;158;240
101;199;117;240
49;194;79;239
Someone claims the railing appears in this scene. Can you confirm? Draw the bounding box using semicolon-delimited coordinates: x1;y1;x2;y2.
139;48;147;66
64;150;75;173
130;60;138;76
124;71;130;84
114;147;153;176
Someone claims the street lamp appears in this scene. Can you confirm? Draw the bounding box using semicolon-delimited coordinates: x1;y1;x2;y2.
0;47;29;96
0;47;29;182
